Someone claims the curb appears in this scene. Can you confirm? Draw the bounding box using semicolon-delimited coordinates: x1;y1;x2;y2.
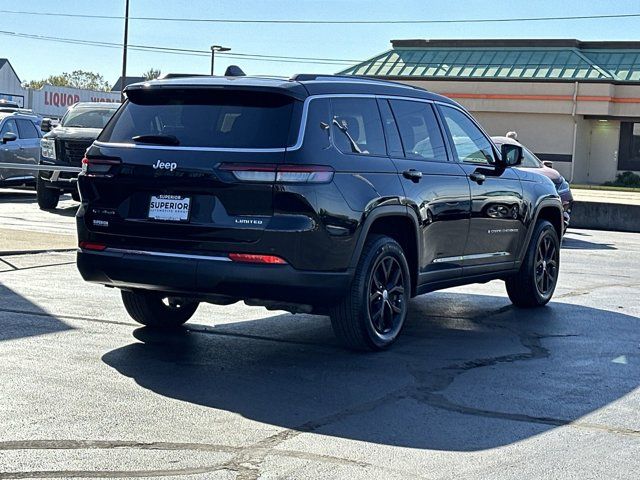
0;248;76;257
570;201;640;233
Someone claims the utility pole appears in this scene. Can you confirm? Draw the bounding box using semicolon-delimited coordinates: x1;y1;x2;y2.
121;0;130;101
210;45;231;75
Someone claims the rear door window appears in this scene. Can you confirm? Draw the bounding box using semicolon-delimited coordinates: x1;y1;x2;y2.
389;100;447;162
377;99;404;157
100;90;297;149
330;98;386;156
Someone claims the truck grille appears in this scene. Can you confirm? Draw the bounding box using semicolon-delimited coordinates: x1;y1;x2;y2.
57;140;93;166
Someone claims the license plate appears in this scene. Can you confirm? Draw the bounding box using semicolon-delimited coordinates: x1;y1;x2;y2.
148;195;191;222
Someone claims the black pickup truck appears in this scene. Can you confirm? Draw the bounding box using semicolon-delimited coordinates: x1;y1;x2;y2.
38;102;119;209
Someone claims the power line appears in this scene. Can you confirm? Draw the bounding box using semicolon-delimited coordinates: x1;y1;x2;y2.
1;9;640;24
0;30;358;66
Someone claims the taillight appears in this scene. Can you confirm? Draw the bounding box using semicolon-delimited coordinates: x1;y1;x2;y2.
220;164;333;183
81;156;121;175
229;253;287;264
276;165;334;183
79;241;107;251
219;163;277;182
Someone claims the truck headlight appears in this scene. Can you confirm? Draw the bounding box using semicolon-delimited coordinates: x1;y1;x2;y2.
40;138;56;160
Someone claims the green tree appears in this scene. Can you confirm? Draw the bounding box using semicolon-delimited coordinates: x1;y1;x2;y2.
142;68;162;80
23;70;111;91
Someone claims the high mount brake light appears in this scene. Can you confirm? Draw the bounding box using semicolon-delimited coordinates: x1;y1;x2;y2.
220;164;334;183
229;253;287;264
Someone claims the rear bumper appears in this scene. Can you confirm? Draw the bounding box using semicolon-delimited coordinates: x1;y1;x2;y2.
77;248;352;305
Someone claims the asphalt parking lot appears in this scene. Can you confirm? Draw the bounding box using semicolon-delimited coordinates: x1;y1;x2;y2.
0;192;639;479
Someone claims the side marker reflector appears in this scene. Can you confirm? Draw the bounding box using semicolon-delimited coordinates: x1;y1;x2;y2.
229;253;286;264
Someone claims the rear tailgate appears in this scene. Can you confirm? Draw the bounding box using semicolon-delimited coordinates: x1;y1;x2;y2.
78;87;300;252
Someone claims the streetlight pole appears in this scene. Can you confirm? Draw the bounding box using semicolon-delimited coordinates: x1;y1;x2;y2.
210;45;231;75
121;0;130;101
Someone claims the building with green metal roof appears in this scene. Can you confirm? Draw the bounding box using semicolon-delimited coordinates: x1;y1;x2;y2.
340;39;640;183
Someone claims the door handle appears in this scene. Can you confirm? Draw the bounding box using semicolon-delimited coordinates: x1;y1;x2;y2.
469;172;486;184
403;169;423;183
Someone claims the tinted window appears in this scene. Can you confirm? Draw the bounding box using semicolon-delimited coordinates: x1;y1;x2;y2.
303;98;331;150
16;119;40;139
521;147;542;168
331;98;385;156
0;119;18;138
377;99;404;157
100;90;296;148
62;107;118;129
390;100;447;161
439;106;495;165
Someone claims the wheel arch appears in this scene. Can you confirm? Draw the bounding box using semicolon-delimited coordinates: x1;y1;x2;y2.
349;206;420;296
517;198;564;265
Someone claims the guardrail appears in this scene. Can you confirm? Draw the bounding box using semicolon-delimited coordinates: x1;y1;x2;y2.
0;163;81;173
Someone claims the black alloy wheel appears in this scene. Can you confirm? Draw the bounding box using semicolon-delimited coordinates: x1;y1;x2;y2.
368;256;406;336
505;219;560;308
330;235;411;351
535;231;559;296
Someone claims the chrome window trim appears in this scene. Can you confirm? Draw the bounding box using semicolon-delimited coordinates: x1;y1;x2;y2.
289;93;439;152
94;93;457;154
93;141;287;153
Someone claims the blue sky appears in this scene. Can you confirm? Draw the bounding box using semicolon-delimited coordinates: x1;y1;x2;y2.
2;0;640;86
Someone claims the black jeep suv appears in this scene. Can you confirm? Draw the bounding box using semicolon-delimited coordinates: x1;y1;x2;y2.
76;75;563;350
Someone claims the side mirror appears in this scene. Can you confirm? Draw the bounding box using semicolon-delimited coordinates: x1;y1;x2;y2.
40;118;52;133
499;143;523;167
542;160;554;168
2;132;17;144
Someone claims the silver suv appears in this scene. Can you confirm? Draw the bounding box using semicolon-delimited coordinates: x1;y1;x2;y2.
0;110;42;187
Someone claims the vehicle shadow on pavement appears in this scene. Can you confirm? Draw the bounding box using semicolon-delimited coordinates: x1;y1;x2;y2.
562;235;617;251
102;292;639;451
0;283;72;341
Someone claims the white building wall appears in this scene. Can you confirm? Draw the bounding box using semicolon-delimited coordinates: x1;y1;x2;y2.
472;111;575;179
0;63;27;107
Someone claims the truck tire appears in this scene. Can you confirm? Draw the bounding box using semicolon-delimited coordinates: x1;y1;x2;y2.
71;190;80;202
330;235;410;351
121;290;199;328
36;177;60;210
506;219;560;308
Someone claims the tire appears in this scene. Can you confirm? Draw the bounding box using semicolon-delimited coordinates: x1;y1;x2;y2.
330;235;411;351
36;177;60;210
121;290;199;328
71;190;80;202
506;220;560;308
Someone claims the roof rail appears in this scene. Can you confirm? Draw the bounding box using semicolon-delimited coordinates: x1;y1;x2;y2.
289;73;421;90
156;73;210;79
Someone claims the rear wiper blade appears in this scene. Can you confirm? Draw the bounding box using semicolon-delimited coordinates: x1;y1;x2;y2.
132;134;180;146
332;117;362;154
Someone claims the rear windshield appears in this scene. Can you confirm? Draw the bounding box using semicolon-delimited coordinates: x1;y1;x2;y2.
99;89;296;148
